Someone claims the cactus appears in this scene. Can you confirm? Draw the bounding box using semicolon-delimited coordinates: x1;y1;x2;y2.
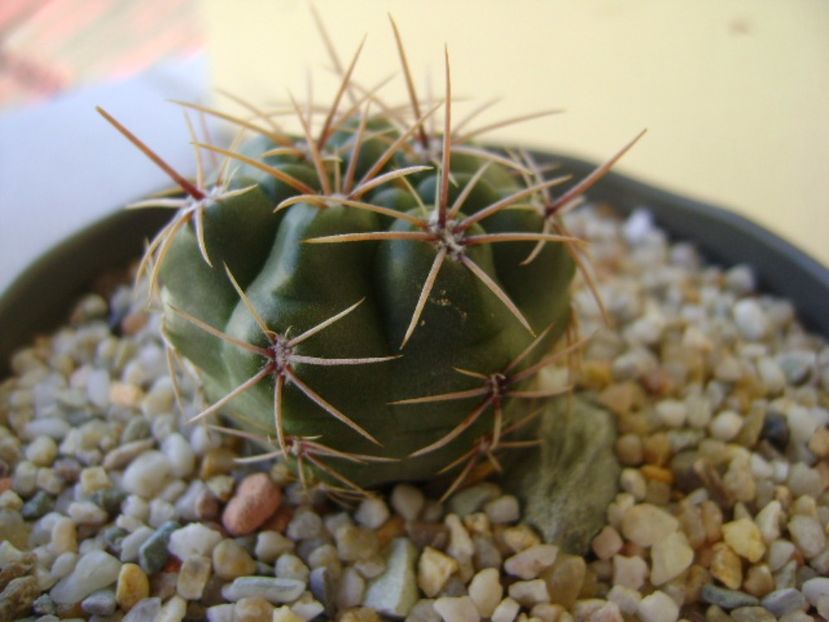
99;14;642;498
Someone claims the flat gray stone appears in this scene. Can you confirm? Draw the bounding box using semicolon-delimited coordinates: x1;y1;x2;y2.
500;397;620;554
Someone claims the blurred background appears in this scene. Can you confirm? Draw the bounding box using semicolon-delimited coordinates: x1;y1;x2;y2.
1;0;827;294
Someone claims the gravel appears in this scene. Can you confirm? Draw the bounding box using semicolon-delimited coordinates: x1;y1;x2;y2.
1;204;828;621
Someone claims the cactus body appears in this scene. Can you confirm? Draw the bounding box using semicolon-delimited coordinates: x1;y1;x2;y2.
159;139;575;488
100;17;641;494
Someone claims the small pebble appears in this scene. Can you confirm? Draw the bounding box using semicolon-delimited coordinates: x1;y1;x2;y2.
213;538;257;580
221;576;306;604
620;503;678;547
177;555;212;600
464;568;500;617
49;549;122;605
137;521;179;574
390;484;424;521
115;563;149;611
222;473;282;536
503;544;558;580
637;590;679;622
167;522;223;560
355;497;390;530
760;587;807;617
417;546;458;598
433;596;480;622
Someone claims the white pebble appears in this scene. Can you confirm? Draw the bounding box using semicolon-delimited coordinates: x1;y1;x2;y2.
120;527;154;563
484;496;520;524
507;579;549;607
390;484;424;521
802;577;829;607
637;590;678;622
490;598;520;622
121;450;172;498
168;523;223;559
655;400;686;428
355;497;390;529
161;433;195;478
733;299;768;340
86;369;111;409
709;410;743;441
25;435;58;466
504;545;558;580
467;568;502;617
255;531;295;564
49;549;121;604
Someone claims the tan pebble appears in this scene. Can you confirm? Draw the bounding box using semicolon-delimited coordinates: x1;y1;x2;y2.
541;553;586;609
683;564;710;604
79;466;111;495
177;555;212;600
710;542;742;590
446;514;474;563
468;568;502;617
109;382;143;407
501;525;541;553
650;531;694;585
530;603;567;622
580;360;613;389
335;525;379;562
121;311;148;335
599;382;643;417
610;554;648;591
676;502;706;549
433;596;481;622
722;518;766;562
504;544;558;580
235;596;274;622
338;608;380;622
200;448;238;479
507;580;549;607
615;433;644;466
620;503;679;547
640;464;674;484
273;605;306;622
592;526;623;560
417;546;458;598
808;427;829;458
642;433;672;466
743;563;774;597
462;512;491;536
222;473;282;536
376;515;406;546
212;539;256;579
115;563;149;611
701;500;723;543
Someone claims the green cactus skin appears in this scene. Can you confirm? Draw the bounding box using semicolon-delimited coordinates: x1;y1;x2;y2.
101;17;642;496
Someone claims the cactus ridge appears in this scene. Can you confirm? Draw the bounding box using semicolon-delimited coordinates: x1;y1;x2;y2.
98;10;643;497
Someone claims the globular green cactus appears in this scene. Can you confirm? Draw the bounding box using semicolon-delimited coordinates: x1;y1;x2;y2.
100;15;641;497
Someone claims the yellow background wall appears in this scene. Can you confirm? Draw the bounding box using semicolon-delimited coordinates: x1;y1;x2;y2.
203;0;829;266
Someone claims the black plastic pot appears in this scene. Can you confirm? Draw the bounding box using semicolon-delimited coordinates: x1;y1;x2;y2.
1;152;827;376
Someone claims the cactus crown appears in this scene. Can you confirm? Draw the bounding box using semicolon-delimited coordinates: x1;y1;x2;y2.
99;10;642;500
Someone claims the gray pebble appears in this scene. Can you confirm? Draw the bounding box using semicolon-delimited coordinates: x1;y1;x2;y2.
221;576;306;603
309;566;336;615
446;483;501;517
137;520;179;574
701;585;760;610
81;589;117;616
22;491;55;520
122;597;161;622
761;588;806;617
